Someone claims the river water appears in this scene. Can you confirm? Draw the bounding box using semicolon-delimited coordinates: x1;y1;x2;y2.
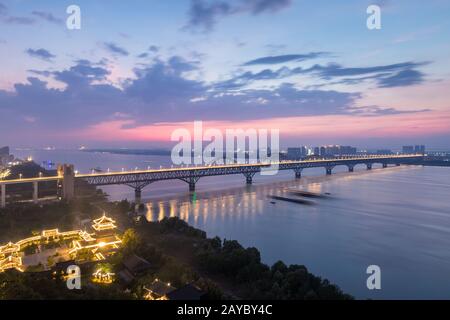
14;149;450;299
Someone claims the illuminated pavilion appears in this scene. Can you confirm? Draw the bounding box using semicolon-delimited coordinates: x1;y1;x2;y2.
70;213;122;261
0;213;122;272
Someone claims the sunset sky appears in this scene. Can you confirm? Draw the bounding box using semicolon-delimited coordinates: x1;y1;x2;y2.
0;0;449;150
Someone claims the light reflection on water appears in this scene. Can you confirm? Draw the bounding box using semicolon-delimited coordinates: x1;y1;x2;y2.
15;149;450;299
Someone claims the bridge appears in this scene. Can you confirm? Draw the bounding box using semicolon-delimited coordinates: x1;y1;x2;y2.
0;154;423;208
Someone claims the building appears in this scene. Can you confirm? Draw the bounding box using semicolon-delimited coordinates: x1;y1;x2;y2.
118;254;152;285
313;147;320;156
70;213;122;261
0;213;122;273
166;283;207;300
287;147;307;160
414;145;426;154
315;145;357;156
143;279;206;300
0;146;13;167
402;146;414;154
376;149;393;155
144;279;176;300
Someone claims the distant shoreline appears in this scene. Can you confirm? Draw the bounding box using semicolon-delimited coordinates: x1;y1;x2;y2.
83;148;171;156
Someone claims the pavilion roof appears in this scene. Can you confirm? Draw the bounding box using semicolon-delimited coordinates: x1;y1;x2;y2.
92;213;117;231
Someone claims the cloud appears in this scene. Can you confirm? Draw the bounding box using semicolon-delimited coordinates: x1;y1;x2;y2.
149;45;159;53
0;55;430;140
103;42;129;56
345;105;431;117
0;3;35;25
377;69;425;88
242;52;328;66
218;61;429;89
25;48;56;62
31;11;63;24
186;0;292;32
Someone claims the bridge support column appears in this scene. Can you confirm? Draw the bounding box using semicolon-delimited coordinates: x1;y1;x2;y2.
326;167;333;175
348;165;354;172
366;163;372;170
135;187;142;206
1;184;5;208
396;163;401;166
243;172;256;185
294;168;303;179
181;177;200;192
382;163;388;168
33;181;38;203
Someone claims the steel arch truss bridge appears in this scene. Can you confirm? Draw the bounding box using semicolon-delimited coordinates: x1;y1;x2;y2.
76;154;423;191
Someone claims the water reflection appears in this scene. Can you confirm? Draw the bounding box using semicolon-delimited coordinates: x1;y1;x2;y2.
144;173;340;225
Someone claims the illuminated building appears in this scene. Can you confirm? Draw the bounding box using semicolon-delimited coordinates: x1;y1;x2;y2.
143;279;176;300
92;268;115;284
0;213;122;272
70;213;122;261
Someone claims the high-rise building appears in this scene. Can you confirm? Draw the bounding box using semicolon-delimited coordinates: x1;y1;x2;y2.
315;145;357;156
0;146;12;166
0;146;9;156
376;149;393;155
402;146;414;154
287;147;307;160
414;145;425;154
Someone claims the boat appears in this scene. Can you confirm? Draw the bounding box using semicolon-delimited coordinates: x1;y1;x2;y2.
287;189;330;199
268;195;316;205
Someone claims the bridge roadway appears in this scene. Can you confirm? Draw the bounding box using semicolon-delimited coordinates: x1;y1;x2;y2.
0;154;423;207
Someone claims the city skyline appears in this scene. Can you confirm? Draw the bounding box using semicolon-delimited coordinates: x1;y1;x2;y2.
1;0;449;149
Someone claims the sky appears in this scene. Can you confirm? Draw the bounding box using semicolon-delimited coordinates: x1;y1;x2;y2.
0;0;449;150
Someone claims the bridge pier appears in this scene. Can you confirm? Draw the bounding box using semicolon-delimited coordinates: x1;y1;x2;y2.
135;187;142;206
243;172;256;185
382;163;388;168
294;168;303;179
396;163;401;166
33;181;38;204
1;184;5;208
366;163;372;170
181;177;200;192
348;165;354;172
325;166;333;175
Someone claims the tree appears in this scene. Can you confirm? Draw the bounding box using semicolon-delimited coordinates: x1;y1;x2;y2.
122;228;143;253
